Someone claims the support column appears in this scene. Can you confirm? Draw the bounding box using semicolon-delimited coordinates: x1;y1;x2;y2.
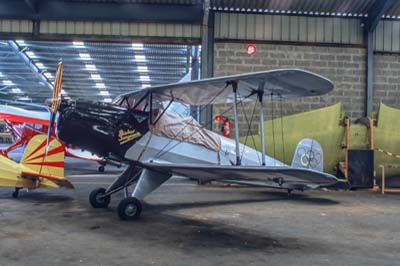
365;30;373;117
200;0;214;129
363;0;397;117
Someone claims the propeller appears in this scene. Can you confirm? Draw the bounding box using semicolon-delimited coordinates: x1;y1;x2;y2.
45;61;63;156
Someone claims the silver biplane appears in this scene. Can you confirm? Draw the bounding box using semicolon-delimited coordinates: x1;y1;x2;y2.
56;69;341;220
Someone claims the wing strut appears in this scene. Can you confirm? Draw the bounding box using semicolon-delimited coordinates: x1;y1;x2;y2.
257;84;266;166
231;81;241;165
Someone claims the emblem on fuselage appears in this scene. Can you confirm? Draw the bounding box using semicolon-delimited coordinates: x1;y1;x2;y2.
118;129;142;145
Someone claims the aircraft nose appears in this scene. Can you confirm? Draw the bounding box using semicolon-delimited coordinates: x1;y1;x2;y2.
56;100;148;159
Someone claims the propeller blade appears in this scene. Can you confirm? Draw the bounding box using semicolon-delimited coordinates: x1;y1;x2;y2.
45;62;63;156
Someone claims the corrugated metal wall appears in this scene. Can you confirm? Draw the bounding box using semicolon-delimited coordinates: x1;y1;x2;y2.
0;19;32;33
2;16;400;53
40;20;201;38
374;20;400;53
215;13;363;45
0;19;200;39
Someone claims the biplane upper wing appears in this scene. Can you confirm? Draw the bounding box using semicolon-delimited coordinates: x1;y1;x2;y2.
0;102;50;125
140;162;340;187
115;69;334;106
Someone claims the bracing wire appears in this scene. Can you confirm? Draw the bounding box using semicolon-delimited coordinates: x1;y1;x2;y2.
153;85;228;159
279;96;286;163
238;92;261;164
154;92;255;160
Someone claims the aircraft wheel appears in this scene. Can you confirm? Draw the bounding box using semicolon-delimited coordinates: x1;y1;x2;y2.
12;191;18;198
117;197;142;221
89;188;110;208
98;166;105;172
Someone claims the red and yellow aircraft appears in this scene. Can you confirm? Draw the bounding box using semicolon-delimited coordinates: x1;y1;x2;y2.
0;134;74;198
0;63;74;198
0;100;106;172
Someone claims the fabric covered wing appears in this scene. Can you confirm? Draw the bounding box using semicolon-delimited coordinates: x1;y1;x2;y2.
115;69;333;106
0;103;50;125
141;162;340;187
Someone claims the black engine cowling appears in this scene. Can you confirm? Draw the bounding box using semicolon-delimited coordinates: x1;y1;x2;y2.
57;100;149;159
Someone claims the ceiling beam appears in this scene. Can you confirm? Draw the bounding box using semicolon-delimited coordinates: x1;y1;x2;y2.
365;0;397;32
24;0;38;14
0;0;203;23
7;41;53;91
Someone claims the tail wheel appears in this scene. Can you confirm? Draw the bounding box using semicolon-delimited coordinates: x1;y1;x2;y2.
12;187;21;198
98;166;105;172
117;197;142;221
89;187;110;208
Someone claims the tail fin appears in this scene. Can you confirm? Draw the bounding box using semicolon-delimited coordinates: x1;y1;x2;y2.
20;135;73;189
291;138;324;172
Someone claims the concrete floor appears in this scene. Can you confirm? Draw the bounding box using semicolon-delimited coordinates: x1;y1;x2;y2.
1;157;400;266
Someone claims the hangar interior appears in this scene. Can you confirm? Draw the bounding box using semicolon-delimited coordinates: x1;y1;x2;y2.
1;1;400;266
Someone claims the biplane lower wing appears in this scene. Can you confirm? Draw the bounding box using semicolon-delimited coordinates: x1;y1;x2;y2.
140;162;341;188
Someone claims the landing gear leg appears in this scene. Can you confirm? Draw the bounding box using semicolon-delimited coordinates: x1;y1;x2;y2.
89;165;142;209
287;189;293;198
12;187;21;198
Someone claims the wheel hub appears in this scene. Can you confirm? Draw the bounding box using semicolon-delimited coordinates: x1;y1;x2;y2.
96;193;105;203
125;203;137;216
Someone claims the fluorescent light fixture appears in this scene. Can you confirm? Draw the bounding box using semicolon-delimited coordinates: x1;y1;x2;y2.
79;53;91;59
44;72;53;78
95;82;105;88
142;84;151;88
90;74;102;80
18;96;30;101
35;62;45;69
104;98;112;103
11;88;22;93
140;75;150;81
3;80;13;85
73;41;84;47
26;51;36;58
16;40;25;45
85;64;97;70
99;90;110;96
134;54;146;61
137;66;148;71
132;43;144;50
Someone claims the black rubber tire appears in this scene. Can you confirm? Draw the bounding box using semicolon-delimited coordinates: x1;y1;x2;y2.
117;197;142;221
89;188;110;208
98;166;105;173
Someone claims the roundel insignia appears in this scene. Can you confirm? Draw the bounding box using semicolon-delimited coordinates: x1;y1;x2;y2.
245;44;257;56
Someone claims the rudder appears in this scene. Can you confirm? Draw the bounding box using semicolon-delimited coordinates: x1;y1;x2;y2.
291;138;324;172
20;134;66;183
